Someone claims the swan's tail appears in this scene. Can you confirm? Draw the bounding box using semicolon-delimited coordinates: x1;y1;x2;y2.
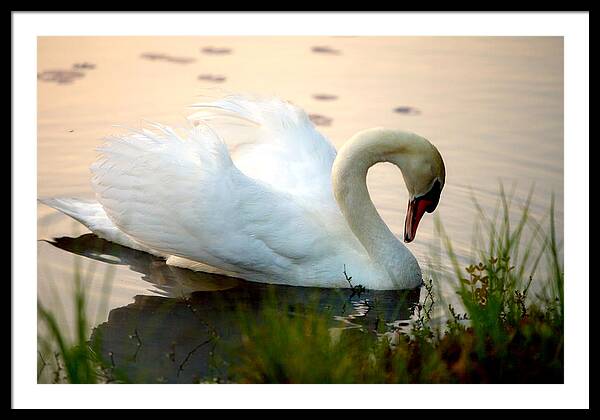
38;197;161;256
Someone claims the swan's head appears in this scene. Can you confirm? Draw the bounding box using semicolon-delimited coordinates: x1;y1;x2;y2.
348;127;446;243
386;130;445;243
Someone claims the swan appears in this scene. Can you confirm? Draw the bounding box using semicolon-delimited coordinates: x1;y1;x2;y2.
40;95;445;290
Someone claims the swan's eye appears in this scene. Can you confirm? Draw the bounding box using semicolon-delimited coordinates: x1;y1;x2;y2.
422;179;442;213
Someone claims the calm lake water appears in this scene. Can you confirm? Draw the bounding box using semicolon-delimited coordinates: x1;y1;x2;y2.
37;36;563;383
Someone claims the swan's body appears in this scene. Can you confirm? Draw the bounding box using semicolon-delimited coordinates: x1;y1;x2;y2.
40;95;445;290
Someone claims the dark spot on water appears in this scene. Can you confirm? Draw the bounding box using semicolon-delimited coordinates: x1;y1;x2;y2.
393;106;421;115
309;113;333;126
67;129;74;133
201;47;232;55
313;94;338;101
72;62;96;70
197;74;227;83
37;70;86;84
140;53;196;64
311;46;341;55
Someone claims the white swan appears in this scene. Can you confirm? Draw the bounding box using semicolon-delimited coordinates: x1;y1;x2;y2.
40;95;445;290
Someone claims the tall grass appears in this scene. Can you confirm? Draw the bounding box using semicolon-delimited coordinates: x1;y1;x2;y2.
38;188;564;383
435;187;563;358
37;258;126;383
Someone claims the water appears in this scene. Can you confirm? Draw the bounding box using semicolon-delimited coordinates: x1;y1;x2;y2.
37;36;563;383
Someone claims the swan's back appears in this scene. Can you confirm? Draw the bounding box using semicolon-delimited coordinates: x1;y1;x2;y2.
189;95;338;205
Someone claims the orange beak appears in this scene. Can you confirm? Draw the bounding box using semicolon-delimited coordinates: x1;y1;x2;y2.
403;180;442;243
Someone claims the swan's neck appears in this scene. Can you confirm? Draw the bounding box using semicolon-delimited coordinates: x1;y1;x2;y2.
332;129;422;288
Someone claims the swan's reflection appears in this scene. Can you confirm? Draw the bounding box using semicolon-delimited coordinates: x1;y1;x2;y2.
48;234;421;383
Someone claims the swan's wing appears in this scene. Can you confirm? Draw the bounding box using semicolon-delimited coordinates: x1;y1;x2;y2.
188;94;338;206
90;122;343;281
